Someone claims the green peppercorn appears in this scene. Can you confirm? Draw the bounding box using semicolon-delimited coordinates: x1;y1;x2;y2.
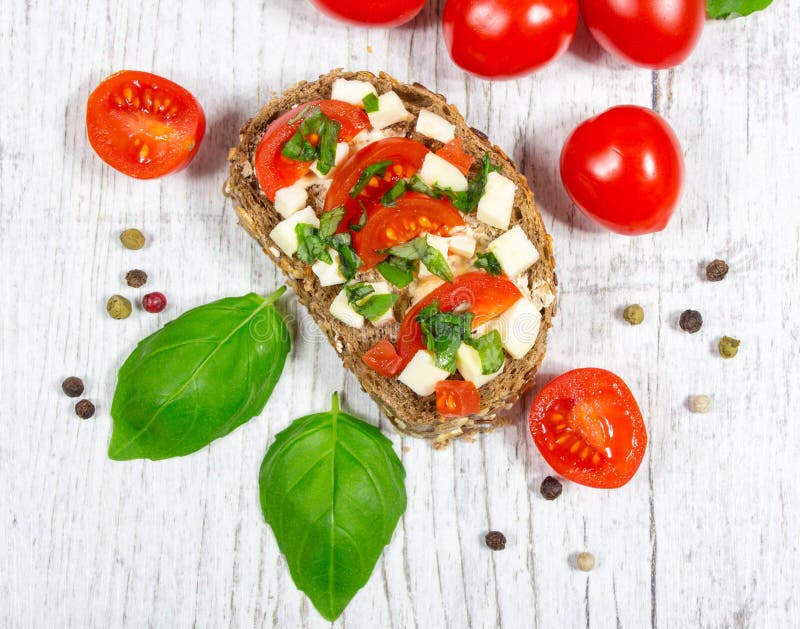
119;228;145;250
623;304;644;325
718;336;740;359
106;295;132;320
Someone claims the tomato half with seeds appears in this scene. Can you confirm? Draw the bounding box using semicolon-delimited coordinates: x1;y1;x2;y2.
436;380;481;417
86;70;205;179
362;339;404;377
397;271;523;365
436;138;475;175
529;368;647;489
254;100;370;201
353;193;465;268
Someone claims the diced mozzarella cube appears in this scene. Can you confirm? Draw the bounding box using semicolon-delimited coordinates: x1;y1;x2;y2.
418;153;469;192
274;182;308;219
415;109;456;143
398;350;450;397
419;234;451;279
368;91;413;130
312;249;346;287
310;142;350;178
486;298;542;359
329;289;365;329
269;207;319;256
476;171;517;230
366;281;396;326
331;78;378;106
488;225;540;278
447;234;476;258
456;343;504;389
411;276;445;304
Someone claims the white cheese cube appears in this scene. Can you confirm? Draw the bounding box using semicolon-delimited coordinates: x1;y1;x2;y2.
488;225;540;278
418;153;469;192
456;343;504;389
269;207;319;257
476;171;517;230
419;234;451;279
447;234;476;258
274;183;308;219
310;142;350;178
329;289;365;329
490;298;542;359
415;109;456;143
368;91;413;130
331;78;378;106
312;249;346;287
366;281;396;326
398;350;450;397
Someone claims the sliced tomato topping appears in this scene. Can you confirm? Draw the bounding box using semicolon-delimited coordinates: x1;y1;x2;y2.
397;271;523;366
86;70;206;179
254;100;370;201
529;368;648;489
362;339;404;377
436;380;481;417
324;138;431;229
352;193;465;268
435;138;475;175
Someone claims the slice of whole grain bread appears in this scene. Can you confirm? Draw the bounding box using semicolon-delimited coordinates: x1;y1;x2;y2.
225;69;556;447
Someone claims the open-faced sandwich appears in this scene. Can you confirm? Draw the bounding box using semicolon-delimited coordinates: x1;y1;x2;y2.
226;70;556;446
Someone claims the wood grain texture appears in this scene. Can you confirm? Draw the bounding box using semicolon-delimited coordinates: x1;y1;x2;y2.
1;1;798;627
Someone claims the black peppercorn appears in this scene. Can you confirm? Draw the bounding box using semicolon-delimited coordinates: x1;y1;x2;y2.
125;269;148;288
706;259;729;282
75;399;95;419
61;376;84;398
485;531;506;551
679;310;703;333
540;476;563;500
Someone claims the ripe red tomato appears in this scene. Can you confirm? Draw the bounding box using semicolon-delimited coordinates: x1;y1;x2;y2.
560;106;684;235
254;100;370;201
86;70;205;179
435;138;475;175
309;0;425;27
436;381;481;417
580;0;705;69
363;339;404;377
442;0;579;79
529;368;647;489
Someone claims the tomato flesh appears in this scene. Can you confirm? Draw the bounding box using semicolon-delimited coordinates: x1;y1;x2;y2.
86;70;205;179
435;138;475;175
436;381;481;417
529;368;647;489
362;339;404;377
254;100;370;201
309;0;425;27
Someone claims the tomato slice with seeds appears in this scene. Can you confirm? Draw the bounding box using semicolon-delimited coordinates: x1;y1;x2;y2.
325;138;431;229
86;70;206;179
436;380;481;417
362;339;404;377
529;368;647;489
435;138;475;175
353;193;465;269
397;271;523;366
254;100;370;201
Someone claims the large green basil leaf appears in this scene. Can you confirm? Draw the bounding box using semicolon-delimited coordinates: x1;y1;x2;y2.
707;0;773;18
109;289;290;461
259;393;407;621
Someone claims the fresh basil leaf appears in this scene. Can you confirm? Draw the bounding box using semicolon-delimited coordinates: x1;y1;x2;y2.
408;175;463;206
707;0;772;18
465;330;504;375
415;300;473;373
109;289;290;460
453;153;496;213
315;118;341;175
376;256;415;288
295;224;331;265
345;281;375;304
420;244;454;283
259;393;407;621
319;206;345;239
380;179;406;206
330;233;363;280
287;105;311;125
355;294;399;321
349;207;368;232
281;106;330;163
379;236;429;260
474;251;503;276
362;92;380;113
350;160;393;198
281;132;317;162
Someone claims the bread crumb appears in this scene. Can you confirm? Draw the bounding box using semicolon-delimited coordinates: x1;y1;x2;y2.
227;147;237;161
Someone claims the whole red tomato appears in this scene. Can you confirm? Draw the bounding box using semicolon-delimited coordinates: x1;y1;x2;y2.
580;0;705;69
560;106;684;235
442;0;579;79
309;0;425;27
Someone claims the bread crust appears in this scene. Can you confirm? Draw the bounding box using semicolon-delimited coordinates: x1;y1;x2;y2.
225;69;556;447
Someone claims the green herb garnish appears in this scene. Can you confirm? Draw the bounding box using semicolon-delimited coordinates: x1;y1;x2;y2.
380;236;453;282
706;0;773;18
380;179;406;206
407;153;497;214
464;330;504;375
415;300;473;373
345;281;375;304
319;205;345;239
350;160;393;198
330;232;363;280
345;282;398;321
315;118;341;175
474;251;503;276
376;256;415;288
349;206;368;232
362;92;380;113
295;223;332;265
295;207;361;279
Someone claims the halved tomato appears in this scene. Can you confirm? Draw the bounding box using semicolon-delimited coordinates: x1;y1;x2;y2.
254;100;370;201
436;380;481;417
435;138;475;175
353;193;465;268
362;339;403;377
86;70;205;179
529;368;647;489
397;271;523;365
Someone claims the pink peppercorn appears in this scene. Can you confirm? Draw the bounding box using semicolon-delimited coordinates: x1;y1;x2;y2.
142;292;167;313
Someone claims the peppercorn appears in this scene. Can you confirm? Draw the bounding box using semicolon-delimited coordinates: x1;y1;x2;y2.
485;531;506;551
576;552;595;572
119;228;145;250
706;259;729;282
125;269;148;288
719;336;740;359
75;399;95;419
689;395;712;413
623;304;644;325
61;376;84;397
106;295;132;319
679;310;703;334
540;476;563;500
142;292;167;314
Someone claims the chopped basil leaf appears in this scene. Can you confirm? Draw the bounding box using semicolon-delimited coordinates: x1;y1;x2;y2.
295;224;331;265
287;104;311;125
380;179;406;207
376;256;415;288
474;251;503;276
315;118;341;175
281;132;317;162
464;330;504;375
362;93;380;113
415;301;473;373
319;206;345;239
350;160;393;198
293;210;360;280
349;206;368;232
356;294;398;322
330;233;363;280
345;282;375;304
281;106;340;166
379;236;453;283
453;153;497;213
379;236;429;260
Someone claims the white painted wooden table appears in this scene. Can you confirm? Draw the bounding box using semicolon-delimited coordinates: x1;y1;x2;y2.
3;1;798;627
